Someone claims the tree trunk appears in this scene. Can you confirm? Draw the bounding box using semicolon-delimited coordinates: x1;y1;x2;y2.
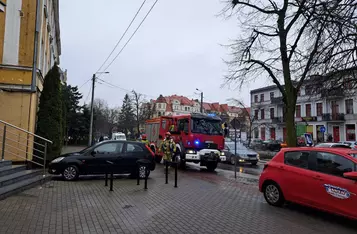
284;88;297;147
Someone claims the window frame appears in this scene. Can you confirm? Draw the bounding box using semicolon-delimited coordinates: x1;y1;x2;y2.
310;150;357;178
93;142;124;155
126;143;144;153
305;104;311;117
296;105;301;118
316;103;323;116
345;99;354;114
284;151;310;169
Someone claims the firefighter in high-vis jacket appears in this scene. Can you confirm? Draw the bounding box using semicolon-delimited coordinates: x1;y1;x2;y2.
159;132;176;164
141;134;150;147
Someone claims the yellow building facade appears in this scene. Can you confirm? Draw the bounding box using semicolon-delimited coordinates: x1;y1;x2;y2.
0;0;61;161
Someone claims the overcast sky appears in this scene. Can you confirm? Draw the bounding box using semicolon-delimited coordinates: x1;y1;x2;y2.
59;0;268;108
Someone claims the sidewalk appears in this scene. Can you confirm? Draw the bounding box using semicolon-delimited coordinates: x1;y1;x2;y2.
0;165;355;234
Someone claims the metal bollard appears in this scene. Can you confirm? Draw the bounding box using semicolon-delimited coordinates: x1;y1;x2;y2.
137;164;140;185
165;161;168;184
174;162;178;188
109;170;113;191
144;166;148;190
105;171;108;186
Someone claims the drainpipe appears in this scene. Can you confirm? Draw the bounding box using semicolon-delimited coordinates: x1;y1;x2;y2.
31;0;41;92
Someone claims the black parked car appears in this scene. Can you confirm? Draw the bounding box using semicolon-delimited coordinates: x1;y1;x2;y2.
49;140;155;181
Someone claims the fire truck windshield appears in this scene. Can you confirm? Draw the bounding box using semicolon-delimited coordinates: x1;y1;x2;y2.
191;118;222;135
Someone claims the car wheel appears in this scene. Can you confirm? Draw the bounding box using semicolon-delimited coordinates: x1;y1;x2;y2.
230;156;236;165
263;182;285;207
62;165;79;181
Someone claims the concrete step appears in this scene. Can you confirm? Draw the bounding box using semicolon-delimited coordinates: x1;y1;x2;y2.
0;165;26;177
0;174;51;200
0;170;43;188
0;160;12;168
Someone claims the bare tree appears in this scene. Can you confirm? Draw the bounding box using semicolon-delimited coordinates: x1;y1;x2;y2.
131;90;144;137
230;98;276;146
223;0;357;146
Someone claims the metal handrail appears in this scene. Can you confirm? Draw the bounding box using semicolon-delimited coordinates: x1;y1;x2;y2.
2;142;43;160
0;134;46;154
0;127;47;148
0;120;52;176
4;150;43;167
0;120;52;144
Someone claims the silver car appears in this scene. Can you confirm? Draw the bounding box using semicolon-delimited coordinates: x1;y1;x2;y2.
338;141;357;149
222;142;259;166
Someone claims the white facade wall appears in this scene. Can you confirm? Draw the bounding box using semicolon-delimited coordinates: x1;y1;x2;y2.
251;85;357;142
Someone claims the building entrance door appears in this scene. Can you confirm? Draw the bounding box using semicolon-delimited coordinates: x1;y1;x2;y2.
333;126;340;142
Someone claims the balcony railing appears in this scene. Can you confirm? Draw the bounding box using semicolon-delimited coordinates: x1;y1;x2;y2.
270;96;283;104
271;117;285;124
321;88;344;99
322;113;345;121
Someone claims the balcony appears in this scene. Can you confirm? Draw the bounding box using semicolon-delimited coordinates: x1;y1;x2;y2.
271;96;283;104
271;117;285;124
322;113;345;122
321;87;344;100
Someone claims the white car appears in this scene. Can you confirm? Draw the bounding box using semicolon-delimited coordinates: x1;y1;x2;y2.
112;132;127;141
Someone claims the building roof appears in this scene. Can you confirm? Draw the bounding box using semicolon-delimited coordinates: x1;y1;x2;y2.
154;94;250;114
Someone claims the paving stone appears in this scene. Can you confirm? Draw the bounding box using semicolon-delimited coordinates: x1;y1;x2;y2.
0;166;355;233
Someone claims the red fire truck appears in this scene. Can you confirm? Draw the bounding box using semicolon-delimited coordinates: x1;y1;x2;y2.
145;113;226;171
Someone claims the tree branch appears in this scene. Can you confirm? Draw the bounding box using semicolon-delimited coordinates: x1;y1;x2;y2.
232;0;279;14
247;59;285;96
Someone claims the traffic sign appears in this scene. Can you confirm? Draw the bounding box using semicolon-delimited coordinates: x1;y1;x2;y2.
320;126;326;133
230;118;241;129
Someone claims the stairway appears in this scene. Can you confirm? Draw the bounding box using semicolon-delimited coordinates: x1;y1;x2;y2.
0;119;53;200
0;160;50;200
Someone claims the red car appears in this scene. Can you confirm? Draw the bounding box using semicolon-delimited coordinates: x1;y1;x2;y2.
259;147;357;220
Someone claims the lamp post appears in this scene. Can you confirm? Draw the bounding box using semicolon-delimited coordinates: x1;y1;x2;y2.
88;71;109;146
196;88;203;113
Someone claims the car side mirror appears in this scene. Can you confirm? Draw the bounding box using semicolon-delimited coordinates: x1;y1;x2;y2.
91;151;97;156
343;171;357;180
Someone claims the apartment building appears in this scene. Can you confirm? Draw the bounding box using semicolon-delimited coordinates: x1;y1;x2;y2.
250;78;357;142
0;0;62;161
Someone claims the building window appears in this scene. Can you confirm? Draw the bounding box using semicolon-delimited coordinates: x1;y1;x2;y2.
270;108;274;119
260;127;266;141
305;86;312;95
344;78;353;90
254;128;259;138
260;109;265;120
305;104;311;117
346;124;356;141
260;94;264;102
297;89;301;96
270;92;274;100
254;110;259;120
254;95;258;103
270;128;276;140
345;99;354;114
316;103;323;116
158;104;161;109
296;105;301;117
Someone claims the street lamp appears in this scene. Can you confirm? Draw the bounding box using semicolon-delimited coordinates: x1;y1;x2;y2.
88;71;110;146
196;88;203;113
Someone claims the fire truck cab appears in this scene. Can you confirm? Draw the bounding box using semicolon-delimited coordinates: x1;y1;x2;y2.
145;113;226;171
